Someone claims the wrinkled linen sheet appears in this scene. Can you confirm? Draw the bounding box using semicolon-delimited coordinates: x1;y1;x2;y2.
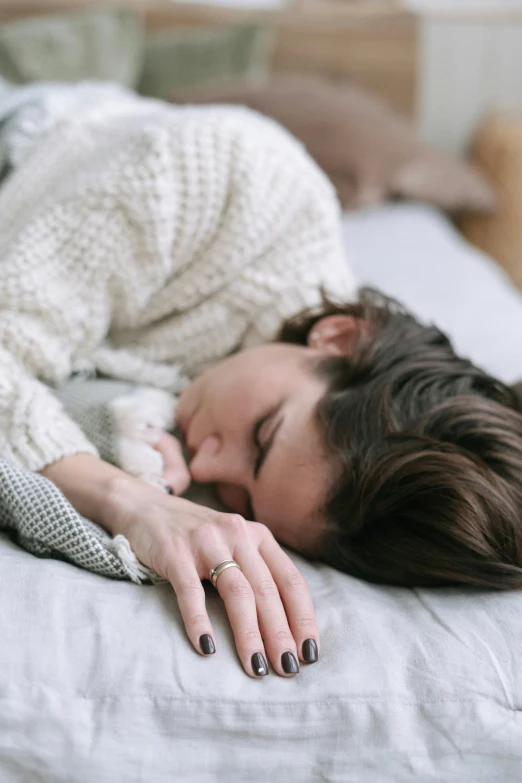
1;203;522;781
1;529;522;782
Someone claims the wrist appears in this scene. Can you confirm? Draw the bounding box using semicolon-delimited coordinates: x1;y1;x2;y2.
40;452;141;535
102;474;147;536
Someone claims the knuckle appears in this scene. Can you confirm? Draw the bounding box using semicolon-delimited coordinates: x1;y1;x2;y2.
225;577;252;598
184;613;209;629
285;569;308;592
159;558;173;583
269;626;294;644
294;615;317;631
220;513;247;533
240;628;262;644
251;521;273;541
256;578;279;598
153;546;178;581
162;560;177;584
176;580;205;599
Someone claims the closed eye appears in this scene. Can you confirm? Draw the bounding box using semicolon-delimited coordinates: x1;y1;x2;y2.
252;412;271;478
252;402;284;480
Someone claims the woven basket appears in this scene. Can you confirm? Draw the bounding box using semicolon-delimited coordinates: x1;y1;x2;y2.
461;114;522;291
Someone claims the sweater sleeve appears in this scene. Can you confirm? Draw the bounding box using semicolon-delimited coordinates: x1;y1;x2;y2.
0;185;112;474
0;104;127;474
0;93;175;474
0;186;116;473
0;344;99;473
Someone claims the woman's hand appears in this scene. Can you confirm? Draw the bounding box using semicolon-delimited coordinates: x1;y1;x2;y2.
151;430;191;496
108;479;320;678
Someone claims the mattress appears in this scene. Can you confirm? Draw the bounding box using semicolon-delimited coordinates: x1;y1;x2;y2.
1;203;522;782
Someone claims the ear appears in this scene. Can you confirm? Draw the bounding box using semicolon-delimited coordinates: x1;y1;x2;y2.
307;315;368;356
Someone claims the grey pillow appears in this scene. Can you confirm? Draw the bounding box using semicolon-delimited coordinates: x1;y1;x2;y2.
138;24;274;100
0;8;144;87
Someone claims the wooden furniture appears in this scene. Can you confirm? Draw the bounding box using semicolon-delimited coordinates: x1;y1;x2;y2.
461;114;522;292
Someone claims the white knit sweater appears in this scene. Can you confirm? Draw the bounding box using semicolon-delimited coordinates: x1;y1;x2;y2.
0;83;356;473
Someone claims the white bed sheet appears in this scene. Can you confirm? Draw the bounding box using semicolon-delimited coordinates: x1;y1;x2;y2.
1;203;522;782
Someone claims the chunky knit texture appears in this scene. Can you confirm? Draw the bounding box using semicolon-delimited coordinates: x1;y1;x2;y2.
0;83;356;473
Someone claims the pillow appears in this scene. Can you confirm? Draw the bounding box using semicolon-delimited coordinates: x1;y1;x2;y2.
138;24;274;100
344;201;522;385
172;78;497;214
0;8;143;87
460;114;522;291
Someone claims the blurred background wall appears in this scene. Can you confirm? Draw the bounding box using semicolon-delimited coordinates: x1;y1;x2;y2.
415;3;522;155
1;0;522;286
3;0;521;156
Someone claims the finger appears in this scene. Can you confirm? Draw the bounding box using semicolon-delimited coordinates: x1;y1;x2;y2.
213;564;271;679
152;432;191;495
259;528;320;665
164;549;217;658
233;539;300;677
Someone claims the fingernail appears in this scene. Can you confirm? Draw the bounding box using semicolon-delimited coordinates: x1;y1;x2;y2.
302;639;318;663
199;634;215;655
251;652;269;677
281;651;299;674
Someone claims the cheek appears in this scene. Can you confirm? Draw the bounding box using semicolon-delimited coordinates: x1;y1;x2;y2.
253;489;325;554
215;483;252;518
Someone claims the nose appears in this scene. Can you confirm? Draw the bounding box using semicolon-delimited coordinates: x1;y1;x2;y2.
189;434;226;484
189;434;253;516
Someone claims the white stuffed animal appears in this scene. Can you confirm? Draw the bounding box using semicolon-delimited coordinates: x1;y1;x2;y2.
108;387;178;492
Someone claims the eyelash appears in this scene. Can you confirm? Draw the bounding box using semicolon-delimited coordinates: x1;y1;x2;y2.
252;412;271;477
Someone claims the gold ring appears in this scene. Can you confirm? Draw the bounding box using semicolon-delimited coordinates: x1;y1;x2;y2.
209;560;242;588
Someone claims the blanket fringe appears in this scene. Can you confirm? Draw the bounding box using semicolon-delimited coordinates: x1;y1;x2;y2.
107;534;161;584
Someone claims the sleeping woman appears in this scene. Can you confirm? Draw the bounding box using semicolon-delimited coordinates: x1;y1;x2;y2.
1;81;522;681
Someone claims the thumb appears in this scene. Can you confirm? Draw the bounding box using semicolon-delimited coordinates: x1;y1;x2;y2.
152;431;192;495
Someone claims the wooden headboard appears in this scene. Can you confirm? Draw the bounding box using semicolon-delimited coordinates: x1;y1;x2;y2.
3;0;520;154
0;0;418;117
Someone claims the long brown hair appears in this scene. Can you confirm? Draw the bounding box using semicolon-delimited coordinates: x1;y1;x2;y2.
279;288;522;589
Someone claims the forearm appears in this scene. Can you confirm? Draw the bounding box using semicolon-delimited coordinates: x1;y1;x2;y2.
39;452;135;535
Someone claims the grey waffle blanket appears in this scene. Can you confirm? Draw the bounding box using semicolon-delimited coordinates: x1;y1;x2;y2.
0;377;160;583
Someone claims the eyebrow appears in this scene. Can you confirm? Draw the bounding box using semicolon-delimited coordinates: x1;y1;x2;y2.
253;403;284;480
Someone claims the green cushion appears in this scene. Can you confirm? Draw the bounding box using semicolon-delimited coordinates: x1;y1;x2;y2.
0;8;144;87
138;24;274;100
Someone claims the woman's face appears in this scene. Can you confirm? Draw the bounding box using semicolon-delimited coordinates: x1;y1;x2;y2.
175;342;334;553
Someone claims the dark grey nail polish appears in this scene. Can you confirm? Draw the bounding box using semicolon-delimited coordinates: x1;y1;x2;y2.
281;651;299;674
251;652;269;677
302;639;318;663
199;634;215;655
